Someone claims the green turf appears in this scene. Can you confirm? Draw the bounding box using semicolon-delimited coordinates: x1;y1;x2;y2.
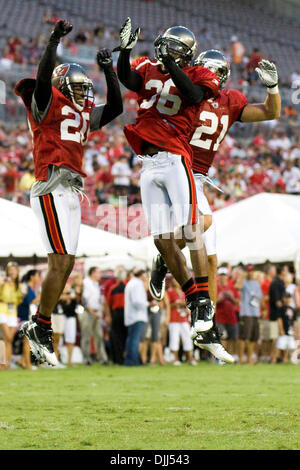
0;363;299;450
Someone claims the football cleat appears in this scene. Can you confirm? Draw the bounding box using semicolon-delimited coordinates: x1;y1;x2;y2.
194;325;235;364
20;316;58;367
149;254;168;301
188;297;214;333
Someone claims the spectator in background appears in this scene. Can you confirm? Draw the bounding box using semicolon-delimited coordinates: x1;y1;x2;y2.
148;297;168;366
124;269;149;366
269;264;289;363
105;266;128;365
167;278;197;366
294;278;300;340
81;267;108;365
236;266;263;364
246;48;262;84
259;264;276;362
216;267;240;360
60;285;79;367
17;269;40;369
230;35;245;80
158;289;171;363
0;332;5;369
71;272;84;305
284;271;296;306
111;155;132;196
51;301;66;368
271;292;297;363
0;262;22;368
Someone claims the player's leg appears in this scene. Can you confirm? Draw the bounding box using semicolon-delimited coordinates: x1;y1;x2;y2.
165;157;214;333
140;155;193;289
20;185;80;366
202;216;218;307
149;176;217;305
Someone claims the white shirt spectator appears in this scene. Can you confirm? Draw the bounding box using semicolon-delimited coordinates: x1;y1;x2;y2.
83;276;102;312
124;276;149;326
230;146;247;159
283;167;300;193
268;135;292;151
290;147;300;160
111;159;131;186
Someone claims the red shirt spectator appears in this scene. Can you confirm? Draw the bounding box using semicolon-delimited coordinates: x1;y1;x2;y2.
107;281;126;310
216;269;240;324
96;168;113;186
167;288;189;323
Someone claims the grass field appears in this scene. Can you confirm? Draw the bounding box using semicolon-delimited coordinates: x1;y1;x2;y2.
0;362;300;450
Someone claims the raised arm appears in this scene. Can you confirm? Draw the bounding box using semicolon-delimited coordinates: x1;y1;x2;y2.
34;20;73;112
240;60;281;122
156;41;206;104
115;18;142;92
90;48;123;130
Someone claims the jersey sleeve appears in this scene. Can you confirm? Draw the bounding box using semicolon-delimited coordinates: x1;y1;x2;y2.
14;78;36;108
188;66;220;98
130;56;149;80
228;89;248;122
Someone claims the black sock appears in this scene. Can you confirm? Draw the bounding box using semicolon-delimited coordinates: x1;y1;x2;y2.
195;276;210;299
35;310;52;329
182;278;199;303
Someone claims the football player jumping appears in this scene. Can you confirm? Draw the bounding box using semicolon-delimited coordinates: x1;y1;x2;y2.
150;50;281;362
117;18;221;337
15;20;123;366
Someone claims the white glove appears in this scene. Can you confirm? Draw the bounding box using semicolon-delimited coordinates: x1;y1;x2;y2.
118;17;140;50
255;59;278;87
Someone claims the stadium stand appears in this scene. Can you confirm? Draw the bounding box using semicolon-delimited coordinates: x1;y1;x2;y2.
0;0;300;235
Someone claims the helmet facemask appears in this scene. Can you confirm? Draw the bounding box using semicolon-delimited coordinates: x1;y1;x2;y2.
63;77;95;111
155;36;195;67
195;50;230;87
154;26;197;68
52;63;95;111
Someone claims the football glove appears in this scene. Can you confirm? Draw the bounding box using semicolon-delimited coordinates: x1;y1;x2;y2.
113;17;140;52
156;39;173;62
51;19;73;39
97;48;113;69
255;60;278;87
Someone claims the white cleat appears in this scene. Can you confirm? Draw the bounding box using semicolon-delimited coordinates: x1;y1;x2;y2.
193;326;235;364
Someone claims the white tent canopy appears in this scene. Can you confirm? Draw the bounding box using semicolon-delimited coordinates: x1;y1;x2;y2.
214;193;300;265
1;193;300;268
136;193;300;267
0;198;139;264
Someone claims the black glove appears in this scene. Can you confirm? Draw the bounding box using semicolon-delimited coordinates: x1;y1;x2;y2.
51;20;73;40
155;38;174;63
97;48;113;69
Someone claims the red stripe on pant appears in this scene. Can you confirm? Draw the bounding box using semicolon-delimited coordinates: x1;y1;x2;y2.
42;194;66;254
182;157;197;225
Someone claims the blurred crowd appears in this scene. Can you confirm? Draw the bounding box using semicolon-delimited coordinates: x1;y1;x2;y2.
1;16;300;233
1;115;300;231
0;260;299;370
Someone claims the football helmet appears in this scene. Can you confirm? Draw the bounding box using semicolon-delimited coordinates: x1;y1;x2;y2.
51;63;95;110
195;50;230;87
154;26;197;67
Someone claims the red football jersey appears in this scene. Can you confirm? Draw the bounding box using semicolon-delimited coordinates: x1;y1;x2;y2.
124;57;220;164
14;78;92;181
190;89;248;174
